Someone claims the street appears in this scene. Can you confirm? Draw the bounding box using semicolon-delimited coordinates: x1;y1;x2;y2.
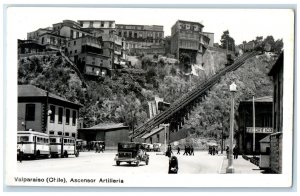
17;151;225;174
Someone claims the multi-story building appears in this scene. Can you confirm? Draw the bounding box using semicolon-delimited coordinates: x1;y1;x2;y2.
18;85;82;138
78;20;116;35
27;27;53;40
170;20;210;64
18;39;45;54
52;20;92;40
66;35;111;76
116;24;164;52
38;32;67;50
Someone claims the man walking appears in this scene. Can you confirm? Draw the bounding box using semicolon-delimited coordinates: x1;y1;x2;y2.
177;146;180;155
17;142;24;163
233;145;239;159
190;145;194;156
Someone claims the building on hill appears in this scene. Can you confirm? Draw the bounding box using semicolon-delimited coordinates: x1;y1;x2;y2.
38;32;67;51
66;35;112;76
78;20;116;35
170;20;210;65
27;27;53;40
116;23;164;54
237;96;273;154
18;85;82;138
78;123;129;150
52;20;92;40
18;39;46;54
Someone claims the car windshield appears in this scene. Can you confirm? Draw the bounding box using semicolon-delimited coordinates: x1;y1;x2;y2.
118;143;140;150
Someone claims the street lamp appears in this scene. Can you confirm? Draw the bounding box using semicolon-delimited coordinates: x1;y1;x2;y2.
226;82;236;173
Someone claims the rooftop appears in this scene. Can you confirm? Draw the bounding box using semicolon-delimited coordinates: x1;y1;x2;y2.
18;85;83;107
81;123;128;131
244;96;273;103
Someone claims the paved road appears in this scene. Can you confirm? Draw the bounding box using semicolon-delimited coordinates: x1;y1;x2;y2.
17;151;225;174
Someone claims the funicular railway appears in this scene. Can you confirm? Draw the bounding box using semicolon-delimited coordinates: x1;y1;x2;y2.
131;51;259;140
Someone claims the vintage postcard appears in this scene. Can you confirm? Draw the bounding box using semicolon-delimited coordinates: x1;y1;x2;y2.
3;3;295;188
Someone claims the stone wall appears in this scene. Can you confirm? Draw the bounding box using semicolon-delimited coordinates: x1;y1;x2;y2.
270;132;282;173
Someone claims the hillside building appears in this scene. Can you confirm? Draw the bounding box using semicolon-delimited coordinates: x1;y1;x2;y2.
78;20;116;35
116;24;164;54
170;20;210;65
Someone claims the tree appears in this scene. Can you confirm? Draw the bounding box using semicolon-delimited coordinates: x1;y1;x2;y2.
220;30;235;52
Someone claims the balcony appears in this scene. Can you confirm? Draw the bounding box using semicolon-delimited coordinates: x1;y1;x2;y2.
246;127;273;134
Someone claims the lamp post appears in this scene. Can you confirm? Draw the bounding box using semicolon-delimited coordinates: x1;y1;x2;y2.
226;82;237;173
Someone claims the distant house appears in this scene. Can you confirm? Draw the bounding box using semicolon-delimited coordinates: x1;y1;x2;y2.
78;123;130;149
18;85;82;138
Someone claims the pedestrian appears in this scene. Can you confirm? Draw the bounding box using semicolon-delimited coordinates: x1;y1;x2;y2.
226;146;229;159
233;145;239;159
183;145;187;155
212;146;215;156
168;156;179;174
95;142;100;153
187;145;191;155
177;146;180;155
190;145;194;156
17;142;24;163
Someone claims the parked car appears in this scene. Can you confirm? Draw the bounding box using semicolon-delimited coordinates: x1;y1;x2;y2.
153;143;162;152
114;142;149;166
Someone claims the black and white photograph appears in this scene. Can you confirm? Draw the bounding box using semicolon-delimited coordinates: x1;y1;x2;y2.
2;2;296;189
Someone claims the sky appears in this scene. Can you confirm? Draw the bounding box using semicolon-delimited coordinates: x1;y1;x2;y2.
8;7;293;45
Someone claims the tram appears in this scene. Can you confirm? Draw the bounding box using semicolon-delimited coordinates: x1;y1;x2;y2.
17;131;50;159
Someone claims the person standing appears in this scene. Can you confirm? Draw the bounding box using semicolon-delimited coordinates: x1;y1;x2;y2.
168;156;179;174
226;146;229;159
233;145;239;159
190;145;194;156
177;146;180;155
17;142;24;163
183;145;187;155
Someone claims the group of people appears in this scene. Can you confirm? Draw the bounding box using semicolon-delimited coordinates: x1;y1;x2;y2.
225;145;239;159
181;145;194;156
208;146;218;155
95;143;105;153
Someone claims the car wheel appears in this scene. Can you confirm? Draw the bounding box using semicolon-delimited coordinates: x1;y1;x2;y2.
136;161;140;167
116;161;120;166
146;159;149;165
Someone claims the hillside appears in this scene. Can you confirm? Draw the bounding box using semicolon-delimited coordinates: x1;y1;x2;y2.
17;49;277;137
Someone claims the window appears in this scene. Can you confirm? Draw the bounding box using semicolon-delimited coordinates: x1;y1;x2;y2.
41;37;44;44
58;107;63;124
118;32;122;36
74;41;76;45
72;133;76;138
72;110;76;126
25;104;35;121
101;22;104;27
75;50;77;54
20;136;29;142
65;132;69;136
49;131;54;135
50;138;56;143
157;134;160;142
70;51;72;54
58;131;62;136
50;105;55;123
76;32;79;38
70;30;74;38
66;109;70;125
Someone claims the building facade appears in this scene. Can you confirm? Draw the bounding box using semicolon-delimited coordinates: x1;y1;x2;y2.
116;24;164;53
268;52;283;173
78;20;116;35
170;20;210;65
237;96;273;154
78;123;130;150
18;85;82;138
52;20;92;40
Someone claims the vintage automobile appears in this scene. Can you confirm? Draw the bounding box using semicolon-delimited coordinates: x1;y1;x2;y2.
114;142;149;166
153;143;162;152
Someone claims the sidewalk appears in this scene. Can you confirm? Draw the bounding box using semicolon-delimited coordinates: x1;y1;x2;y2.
219;155;264;174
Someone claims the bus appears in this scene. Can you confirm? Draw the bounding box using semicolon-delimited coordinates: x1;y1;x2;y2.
17;131;50;159
49;136;79;158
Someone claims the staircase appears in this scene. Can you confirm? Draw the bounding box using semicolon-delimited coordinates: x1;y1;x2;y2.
132;51;259;139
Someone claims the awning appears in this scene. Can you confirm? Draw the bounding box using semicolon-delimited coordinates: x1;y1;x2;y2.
141;126;165;139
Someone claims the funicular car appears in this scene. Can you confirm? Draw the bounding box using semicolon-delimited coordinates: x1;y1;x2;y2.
114;142;149;166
